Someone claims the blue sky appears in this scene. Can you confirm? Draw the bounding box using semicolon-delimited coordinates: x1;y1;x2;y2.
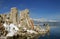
0;0;60;21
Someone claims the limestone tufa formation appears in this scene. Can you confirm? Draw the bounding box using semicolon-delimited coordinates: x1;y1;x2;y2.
20;9;34;29
10;7;18;25
0;7;34;29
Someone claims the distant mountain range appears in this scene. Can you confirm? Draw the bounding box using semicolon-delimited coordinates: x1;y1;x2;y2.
32;18;60;22
34;21;60;26
33;19;60;26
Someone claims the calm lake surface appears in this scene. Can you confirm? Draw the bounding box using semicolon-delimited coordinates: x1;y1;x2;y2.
38;22;60;39
38;26;60;39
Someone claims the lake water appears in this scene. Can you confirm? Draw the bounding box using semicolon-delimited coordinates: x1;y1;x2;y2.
38;26;60;39
37;22;60;39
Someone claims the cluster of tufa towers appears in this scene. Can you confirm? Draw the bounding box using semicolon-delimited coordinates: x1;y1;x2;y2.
0;7;34;29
